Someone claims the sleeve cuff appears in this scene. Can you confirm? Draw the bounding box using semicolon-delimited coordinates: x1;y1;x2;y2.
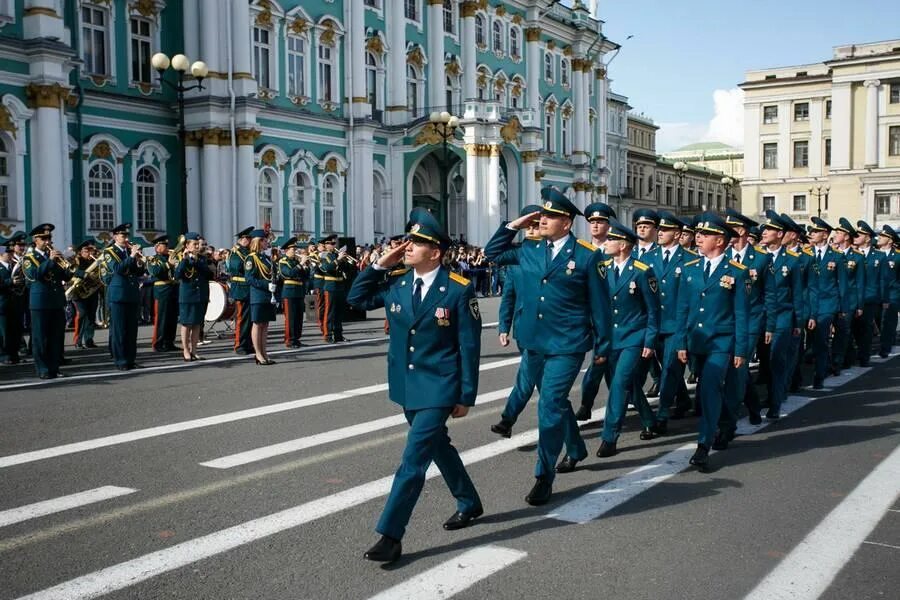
372;263;388;272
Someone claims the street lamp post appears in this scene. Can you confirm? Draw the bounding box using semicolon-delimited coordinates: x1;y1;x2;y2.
673;161;688;209
809;184;830;218
721;176;734;211
151;52;209;234
428;111;460;227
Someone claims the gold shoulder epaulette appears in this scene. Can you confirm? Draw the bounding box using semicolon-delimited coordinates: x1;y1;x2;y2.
803;247;814;256
524;235;542;241
449;272;470;286
603;258;614;266
389;267;409;277
852;249;865;256
684;248;698;255
577;239;597;251
729;259;748;270
754;245;767;253
684;258;701;267
633;260;649;271
786;249;800;257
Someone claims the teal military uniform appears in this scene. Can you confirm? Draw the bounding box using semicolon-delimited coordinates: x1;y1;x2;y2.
174;246;213;326
278;238;308;347
878;226;900;357
102;225;145;370
317;236;347;342
227;227;254;353
245;250;277;323
146;236;178;351
485;191;610;494
832;218;865;371
854;221;888;366
807;217;849;388
347;208;482;547
0;234;28;364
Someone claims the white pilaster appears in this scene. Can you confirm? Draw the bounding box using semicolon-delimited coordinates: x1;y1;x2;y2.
230;0;256;96
864;79;880;167
236;143;256;230
427;0;445;109
596;69;609;202
487;144;501;239
350;127;376;242
23;0;65;40
31;103;67;245
809;98;823;177
830;82;852;170
186;141;201;231
461;2;477;101
744;104;761;178
200;0;221;94
386;0;408;125
200;135;221;242
572;60;585;163
525;26;541;123
777;100;791;178
183;0;200;61
350;0;369;118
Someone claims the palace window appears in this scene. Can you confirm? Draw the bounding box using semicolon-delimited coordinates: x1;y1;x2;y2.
890;84;899;104
876;194;891;216
544;112;555;153
544;53;553;82
367;53;379;113
792;194;807;213
406;65;420;117
318;44;335;102
291;172;311;234
763;105;777;124
135;167;157;231
405;0;418;21
794;102;809;121
492;20;503;54
443;0;455;34
253;26;272;88
560;59;570;87
445;75;454;110
87;162;116;231
257;169;277;229
364;0;380;8
475;14;485;46
890;126;900;156
287;35;307;97
561;116;571;156
81;5;110;75
763;143;778;169
129;17;153;84
762;195;776;212
825;99;832;119
0;137;8;219
793;140;809;168
825;138;831;166
510;27;520;59
322;176;337;233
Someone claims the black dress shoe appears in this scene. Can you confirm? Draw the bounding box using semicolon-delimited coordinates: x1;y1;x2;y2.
363;535;402;563
748;412;762;425
39;373;53;380
55;371;68;378
812;380;824;390
670;407;687;420
765;409;780;420
651;420;668;436
646;383;660;398
443;507;484;530
639;428;655;441
85;341;98;348
60;358;72;365
879;352;890;359
525;478;552;506
74;343;85;349
573;405;591;421
555;455;580;473
235;348;252;355
712;432;729;451
689;444;710;467
490;419;513;438
596;440;617;458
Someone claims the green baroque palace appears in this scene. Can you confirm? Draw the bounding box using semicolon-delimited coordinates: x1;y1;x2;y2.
0;0;618;248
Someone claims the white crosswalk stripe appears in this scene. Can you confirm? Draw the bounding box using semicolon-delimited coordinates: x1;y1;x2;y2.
0;487;137;529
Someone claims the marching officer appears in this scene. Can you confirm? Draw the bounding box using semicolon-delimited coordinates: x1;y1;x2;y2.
278;237;308;348
831;218;864;372
102;223;145;371
806;217;848;389
631;208;661;399
146;235;178;352
596;220;660;455
680;219;697;251
71;240;100;350
312;239;326;337
852;220;887;367
484;188;610;505
675;214;751;468
174;232;212;361
245;229;277;365
760;212;806;420
227;227;255;355
22;224;77;379
348;208;483;564
778;213;814;393
878;225;899;357
574;201;617;421
1;233;28;364
318;235;348;343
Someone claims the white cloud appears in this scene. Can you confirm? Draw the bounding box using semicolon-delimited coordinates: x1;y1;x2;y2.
656;87;745;153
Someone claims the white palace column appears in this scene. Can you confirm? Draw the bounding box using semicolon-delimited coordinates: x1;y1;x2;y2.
386;0;407;125
185;132;202;231
426;0;445;108
200;129;222;241
235;130;260;230
461;2;477;100
23;0;65;39
231;0;256;96
487;144;501;234
525;26;541;124
350;0;370;118
349;125;376;242
864;79;881;167
572;58;586;165
25;84;69;244
595;67;609;202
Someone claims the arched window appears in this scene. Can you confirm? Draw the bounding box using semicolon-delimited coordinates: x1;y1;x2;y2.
135;167;157;231
257;168;277;228
560;59;570;87
510;27;520;58
544;53;553;81
87;162;116;231
445;75;454;110
322;176;337;233
0;136;9;219
406;64;419;117
475;14;485;46
544;110;555;153
492;20;503;53
476;67;489;101
291;171;310;234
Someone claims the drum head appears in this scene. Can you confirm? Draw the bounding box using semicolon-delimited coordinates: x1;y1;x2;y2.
205;282;227;321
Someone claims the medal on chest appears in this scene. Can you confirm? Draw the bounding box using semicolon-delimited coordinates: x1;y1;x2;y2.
435;307;450;326
566;260;576;275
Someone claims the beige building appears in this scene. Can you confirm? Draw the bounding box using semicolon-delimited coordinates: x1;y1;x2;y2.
740;39;900;228
663;142;744;180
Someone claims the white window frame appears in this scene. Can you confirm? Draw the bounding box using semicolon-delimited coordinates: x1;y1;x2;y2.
405;0;421;23
128;14;156;86
86;161;118;232
286;31;310;99
366;52;385;114
544;52;554;83
320;174;344;234
890;126;900;156
509;25;521;60
0;135;9;220
794;102;809;121
290;171;312;235
443;0;456;35
130;140;169;235
561;114;571;156
257;167;279;231
761;195;776;213
475;14;486;47
762;105;777;124
491;19;504;56
134;166;159;232
80;2;116;80
792;194;807;213
793;140;809;168
544;109;556;154
560;58;570;88
315;20;344;108
253;25;275;90
763;142;778;170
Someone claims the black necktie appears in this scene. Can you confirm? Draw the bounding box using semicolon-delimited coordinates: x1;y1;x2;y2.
639;247;646;258
663;250;670;268
817;249;823;262
413;277;423;312
704;260;711;282
546;241;553;268
614;265;620;283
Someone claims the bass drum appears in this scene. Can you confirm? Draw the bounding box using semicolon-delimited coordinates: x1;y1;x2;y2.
205;281;236;322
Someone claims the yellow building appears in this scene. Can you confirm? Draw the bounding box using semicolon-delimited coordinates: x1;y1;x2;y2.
740;39;900;228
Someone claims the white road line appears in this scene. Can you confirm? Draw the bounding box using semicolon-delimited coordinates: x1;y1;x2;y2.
0;357;520;470
366;545;528;600
200;387;513;469
14;418;599;600
0;487;137;529
862;540;900;550
743;443;900;600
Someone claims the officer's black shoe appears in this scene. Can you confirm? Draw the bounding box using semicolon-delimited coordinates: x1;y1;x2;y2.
651;420;668;436
689;444;710;467
39;373;52;380
55;371;68;378
687;373;698;384
596;440;617;458
334;336;347;343
555;455;580;473
116;366;129;372
639;428;655;441
670;407;687;420
748;412;762;425
879;351;890;359
443;506;484;530
490;419;513;438
235;348;252;355
712;432;729;451
829;366;840;377
646;383;660;398
765;409;780;420
74;343;85;349
525;478;552;506
364;535;402;563
812;380;824;390
85;341;98;348
574;405;592;421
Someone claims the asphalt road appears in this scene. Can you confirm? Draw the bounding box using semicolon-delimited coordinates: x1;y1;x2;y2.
1;298;898;600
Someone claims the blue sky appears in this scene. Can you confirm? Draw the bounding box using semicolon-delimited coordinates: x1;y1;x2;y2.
590;0;900;151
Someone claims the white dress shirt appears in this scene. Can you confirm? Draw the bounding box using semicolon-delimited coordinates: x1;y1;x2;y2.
704;252;726;275
548;235;569;260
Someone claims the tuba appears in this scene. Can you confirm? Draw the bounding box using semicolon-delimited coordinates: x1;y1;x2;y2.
65;255;105;301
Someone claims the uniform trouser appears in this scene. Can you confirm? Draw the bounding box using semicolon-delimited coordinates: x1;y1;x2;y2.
30;308;64;376
601;347;656;443
767;328;798;415
579;361;610;410
151;294;177;350
721;331;763;436
73;294;98;346
627;350;658;424
376;406;481;540
525;350;588;484
812;314;836;384
1;303;24;362
109;302;138;367
282;297;304;346
693;351;731;447
789;329;807;390
314;290;325;334
656;333;691;421
233;299;253;352
323;289;345;340
853;302;879;365
831;312;853;369
881;303;898;355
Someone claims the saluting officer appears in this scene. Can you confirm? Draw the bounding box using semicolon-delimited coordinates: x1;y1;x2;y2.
1;233;29;364
831;218;864;372
806;217;848;389
102;223;145;371
348;208;483;564
852;220;887;367
146;235;178;352
484;189;610;505
574;201;617;421
174;232;212;361
227;227;255;355
596;220;660;455
22;224;77;379
318;235;348;343
675;214;751;469
278;237;308;348
877;225;899;357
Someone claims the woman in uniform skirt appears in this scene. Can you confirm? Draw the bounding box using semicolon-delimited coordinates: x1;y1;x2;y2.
174;232;212;361
245;229;277;365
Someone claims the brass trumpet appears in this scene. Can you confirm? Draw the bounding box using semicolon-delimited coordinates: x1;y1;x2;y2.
47;242;75;271
337;245;359;265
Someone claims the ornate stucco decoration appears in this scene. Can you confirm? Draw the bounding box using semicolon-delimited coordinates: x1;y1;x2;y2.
290;17;309;35
500;116;521;145
407;46;424;68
